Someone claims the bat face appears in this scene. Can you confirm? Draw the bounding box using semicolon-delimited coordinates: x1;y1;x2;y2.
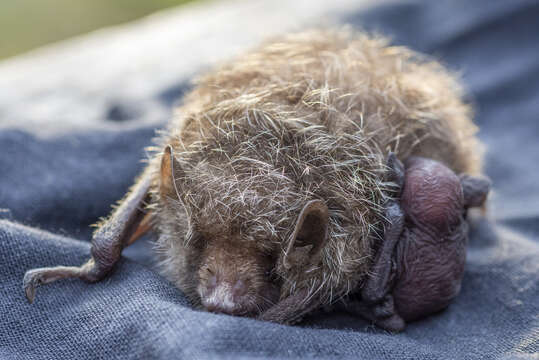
154;196;283;317
157;197;330;319
195;236;280;316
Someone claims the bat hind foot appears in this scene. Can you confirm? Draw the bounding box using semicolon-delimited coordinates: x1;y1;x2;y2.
343;295;406;333
23;259;106;303
374;313;405;333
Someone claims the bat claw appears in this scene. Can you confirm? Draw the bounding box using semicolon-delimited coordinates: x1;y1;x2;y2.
23;270;42;303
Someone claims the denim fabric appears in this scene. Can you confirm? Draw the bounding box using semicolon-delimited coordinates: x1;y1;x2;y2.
1;0;538;358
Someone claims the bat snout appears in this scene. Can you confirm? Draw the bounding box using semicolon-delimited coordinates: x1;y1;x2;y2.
199;278;253;316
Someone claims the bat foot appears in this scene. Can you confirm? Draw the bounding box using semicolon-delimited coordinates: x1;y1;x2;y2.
459;174;491;209
258;289;318;325
22;261;98;303
22;268;63;303
375;313;405;333
343;295;405;332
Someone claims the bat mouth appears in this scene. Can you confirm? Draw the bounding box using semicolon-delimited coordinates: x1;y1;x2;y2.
197;280;280;317
200;289;261;316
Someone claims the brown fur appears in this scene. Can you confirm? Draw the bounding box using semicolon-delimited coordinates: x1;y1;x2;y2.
146;28;483;313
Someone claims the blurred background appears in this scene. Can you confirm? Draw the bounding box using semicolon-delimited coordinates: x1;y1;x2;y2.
0;0;364;138
0;0;197;59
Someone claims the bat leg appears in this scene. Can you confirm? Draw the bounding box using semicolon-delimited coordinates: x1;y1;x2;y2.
342;153;406;331
338;200;405;331
361;200;404;304
23;168;153;303
361;153;404;303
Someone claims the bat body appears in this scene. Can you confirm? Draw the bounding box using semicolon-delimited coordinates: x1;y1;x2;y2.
23;29;489;329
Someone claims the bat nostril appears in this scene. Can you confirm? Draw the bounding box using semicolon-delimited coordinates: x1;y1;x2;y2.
232;279;247;297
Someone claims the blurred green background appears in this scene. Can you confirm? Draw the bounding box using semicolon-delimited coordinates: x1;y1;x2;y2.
0;0;198;60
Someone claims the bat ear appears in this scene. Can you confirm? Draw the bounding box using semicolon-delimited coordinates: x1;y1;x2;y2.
459;174;491;208
160;145;183;199
283;200;329;270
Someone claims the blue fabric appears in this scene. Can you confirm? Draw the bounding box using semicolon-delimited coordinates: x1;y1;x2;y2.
1;0;538;358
